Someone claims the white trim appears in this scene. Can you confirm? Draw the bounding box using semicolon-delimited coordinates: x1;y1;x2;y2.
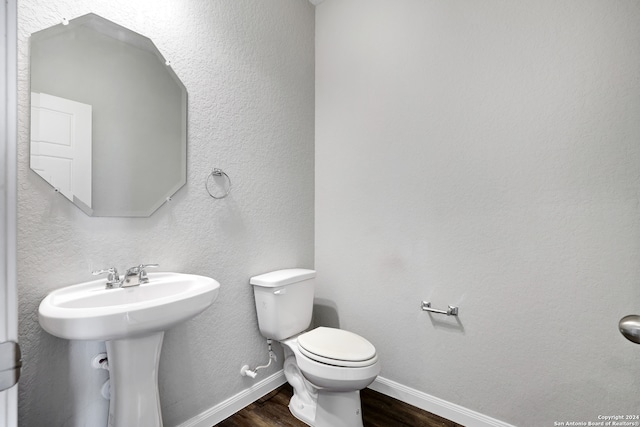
1;0;18;425
368;377;515;427
176;370;514;427
175;370;286;427
0;0;17;346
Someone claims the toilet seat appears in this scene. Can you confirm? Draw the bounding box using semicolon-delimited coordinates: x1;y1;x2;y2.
297;327;378;368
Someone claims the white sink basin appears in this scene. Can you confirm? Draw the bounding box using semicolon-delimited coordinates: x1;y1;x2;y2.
38;272;220;427
39;272;220;341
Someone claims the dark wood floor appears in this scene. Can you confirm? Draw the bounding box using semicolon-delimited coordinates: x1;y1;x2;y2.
215;384;464;427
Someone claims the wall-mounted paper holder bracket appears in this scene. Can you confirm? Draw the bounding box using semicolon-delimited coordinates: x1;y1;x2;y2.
421;301;459;316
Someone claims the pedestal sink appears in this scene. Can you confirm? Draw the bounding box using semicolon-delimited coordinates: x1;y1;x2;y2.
38;272;220;427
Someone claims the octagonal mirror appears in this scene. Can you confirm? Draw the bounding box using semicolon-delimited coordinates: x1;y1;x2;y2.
29;13;187;217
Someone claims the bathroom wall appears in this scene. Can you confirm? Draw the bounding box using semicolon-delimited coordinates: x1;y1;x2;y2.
18;0;314;426
315;1;640;426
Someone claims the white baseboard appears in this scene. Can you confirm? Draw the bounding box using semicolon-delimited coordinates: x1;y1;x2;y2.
368;376;515;427
176;370;286;427
176;371;514;427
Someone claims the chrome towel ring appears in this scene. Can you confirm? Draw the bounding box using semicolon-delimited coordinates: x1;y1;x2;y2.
206;168;232;199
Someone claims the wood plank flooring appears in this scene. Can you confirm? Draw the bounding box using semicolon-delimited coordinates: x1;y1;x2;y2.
215;384;464;427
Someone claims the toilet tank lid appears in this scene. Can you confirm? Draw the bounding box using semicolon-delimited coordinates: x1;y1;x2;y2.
250;269;316;287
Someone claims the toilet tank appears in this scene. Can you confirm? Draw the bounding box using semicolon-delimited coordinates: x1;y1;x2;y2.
250;269;316;340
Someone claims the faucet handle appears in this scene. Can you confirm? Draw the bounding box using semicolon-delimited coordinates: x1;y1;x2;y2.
138;264;158;283
123;264;158;286
92;267;118;277
124;263;158;274
92;267;120;288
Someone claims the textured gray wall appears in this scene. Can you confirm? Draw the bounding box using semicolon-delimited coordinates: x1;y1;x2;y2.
315;0;640;426
18;0;314;426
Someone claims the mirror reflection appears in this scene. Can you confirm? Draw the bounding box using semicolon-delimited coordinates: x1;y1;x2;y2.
30;13;187;217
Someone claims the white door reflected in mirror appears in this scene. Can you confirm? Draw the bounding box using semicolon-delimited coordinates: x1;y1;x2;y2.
30;92;92;212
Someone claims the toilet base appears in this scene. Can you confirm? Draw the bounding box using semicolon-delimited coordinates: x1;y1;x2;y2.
315;390;363;427
289;389;364;427
289;393;316;426
281;336;374;427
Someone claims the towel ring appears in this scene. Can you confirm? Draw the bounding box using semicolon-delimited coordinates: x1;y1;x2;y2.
206;168;232;199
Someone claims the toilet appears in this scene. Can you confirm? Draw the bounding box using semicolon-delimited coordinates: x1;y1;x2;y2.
250;269;380;427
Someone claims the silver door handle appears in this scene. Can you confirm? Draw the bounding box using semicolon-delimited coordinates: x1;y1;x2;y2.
0;341;22;391
619;315;640;344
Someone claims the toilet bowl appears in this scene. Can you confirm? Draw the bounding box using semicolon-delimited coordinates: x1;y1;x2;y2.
250;269;380;427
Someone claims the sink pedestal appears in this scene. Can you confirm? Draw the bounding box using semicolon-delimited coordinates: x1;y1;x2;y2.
106;331;165;427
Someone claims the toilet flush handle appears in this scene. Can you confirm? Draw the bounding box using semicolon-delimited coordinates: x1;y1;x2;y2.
273;288;287;295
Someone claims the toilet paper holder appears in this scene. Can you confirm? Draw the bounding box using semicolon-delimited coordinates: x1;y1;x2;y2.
421;301;459;316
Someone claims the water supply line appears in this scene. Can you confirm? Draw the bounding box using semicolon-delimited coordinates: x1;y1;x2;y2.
240;339;276;379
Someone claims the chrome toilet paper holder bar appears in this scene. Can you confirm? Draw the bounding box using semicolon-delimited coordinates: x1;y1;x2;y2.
421;301;459;316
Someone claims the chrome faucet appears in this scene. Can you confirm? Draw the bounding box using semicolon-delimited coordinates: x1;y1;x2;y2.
92;267;121;289
122;264;158;287
93;264;158;289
